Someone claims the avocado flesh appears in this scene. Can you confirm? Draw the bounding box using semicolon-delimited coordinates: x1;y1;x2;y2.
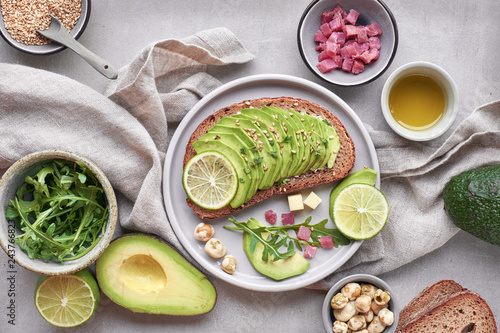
208;125;267;189
305;114;330;170
261;105;303;179
199;133;260;202
211;121;274;190
230;114;283;186
329;167;377;221
288;108;327;173
192;140;251;208
241;108;294;181
243;218;310;280
282;107;313;175
443;165;500;247
95;234;217;315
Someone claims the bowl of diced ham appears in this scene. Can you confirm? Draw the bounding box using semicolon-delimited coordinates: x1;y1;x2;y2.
298;0;398;86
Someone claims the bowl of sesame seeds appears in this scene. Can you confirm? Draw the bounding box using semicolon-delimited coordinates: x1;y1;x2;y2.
0;0;90;55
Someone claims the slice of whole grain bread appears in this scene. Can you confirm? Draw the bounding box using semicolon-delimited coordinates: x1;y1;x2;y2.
398;290;497;333
396;280;465;331
183;97;356;219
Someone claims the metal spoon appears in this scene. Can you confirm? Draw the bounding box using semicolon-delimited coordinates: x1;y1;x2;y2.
37;14;118;79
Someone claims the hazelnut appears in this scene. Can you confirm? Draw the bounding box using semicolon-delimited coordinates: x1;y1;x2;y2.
204;238;226;258
194;223;214;241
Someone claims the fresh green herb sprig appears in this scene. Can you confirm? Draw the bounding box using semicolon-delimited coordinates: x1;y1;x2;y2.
5;159;109;263
225;216;350;262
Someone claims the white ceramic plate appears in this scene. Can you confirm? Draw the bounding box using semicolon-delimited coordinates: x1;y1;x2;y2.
163;74;379;292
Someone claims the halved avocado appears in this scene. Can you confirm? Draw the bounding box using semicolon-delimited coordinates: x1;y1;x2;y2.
192;140;251;208
243;218;310;280
95;234;217;315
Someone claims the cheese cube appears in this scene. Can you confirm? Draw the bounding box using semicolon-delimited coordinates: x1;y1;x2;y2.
304;191;322;209
287;193;304;211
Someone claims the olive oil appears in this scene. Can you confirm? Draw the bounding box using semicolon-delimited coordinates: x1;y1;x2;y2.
388;74;446;131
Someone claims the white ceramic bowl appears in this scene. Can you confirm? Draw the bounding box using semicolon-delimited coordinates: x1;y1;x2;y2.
0;0;90;55
381;61;459;141
0;150;117;275
322;274;399;333
298;0;398;86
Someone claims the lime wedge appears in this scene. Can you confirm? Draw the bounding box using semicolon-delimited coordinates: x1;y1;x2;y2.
333;183;389;240
183;151;238;210
35;268;100;327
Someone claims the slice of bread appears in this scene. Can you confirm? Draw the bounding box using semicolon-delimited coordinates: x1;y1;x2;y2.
396;280;497;333
183;97;356;219
396;280;465;331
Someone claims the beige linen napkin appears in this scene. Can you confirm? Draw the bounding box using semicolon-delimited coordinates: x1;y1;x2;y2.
1;27;499;289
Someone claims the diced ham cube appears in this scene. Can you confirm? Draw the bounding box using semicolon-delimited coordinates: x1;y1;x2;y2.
325;41;340;57
345;9;359;25
328;32;346;46
366;23;383;36
369;36;381;49
360;48;380;64
344;25;358;40
333;54;343;67
345;41;362;58
340;46;350;59
265;210;277;224
318;50;329;62
332;4;346;18
315;43;326;51
329;15;343;32
297;226;311;241
316;58;338;73
281;212;295;225
352;59;365;74
314;30;327;43
321;10;335;24
320;23;332;38
342;58;354;72
304;245;318;259
319;236;334;249
359;42;370;54
357;26;368;43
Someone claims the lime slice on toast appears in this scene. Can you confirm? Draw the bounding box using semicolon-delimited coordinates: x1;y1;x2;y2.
183;151;238;210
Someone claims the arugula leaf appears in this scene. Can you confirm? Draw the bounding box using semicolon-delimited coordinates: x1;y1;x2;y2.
228;218;296;261
225;216;350;261
6;159;109;263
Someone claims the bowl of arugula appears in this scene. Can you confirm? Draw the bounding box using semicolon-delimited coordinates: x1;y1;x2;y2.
0;150;117;275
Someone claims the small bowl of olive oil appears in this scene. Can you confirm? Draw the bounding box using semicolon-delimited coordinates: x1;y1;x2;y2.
381;61;458;141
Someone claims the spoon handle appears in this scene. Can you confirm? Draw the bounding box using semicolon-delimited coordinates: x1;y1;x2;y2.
38;20;118;79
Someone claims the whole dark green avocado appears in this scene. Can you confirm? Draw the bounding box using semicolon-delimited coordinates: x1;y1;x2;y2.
443;165;500;246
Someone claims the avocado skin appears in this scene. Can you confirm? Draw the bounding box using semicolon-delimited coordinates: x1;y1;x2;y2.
443;165;500;246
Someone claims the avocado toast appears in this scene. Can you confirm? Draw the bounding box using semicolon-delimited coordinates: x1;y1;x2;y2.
183;97;356;219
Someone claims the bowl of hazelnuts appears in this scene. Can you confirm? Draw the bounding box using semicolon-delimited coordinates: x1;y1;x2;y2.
322;274;399;333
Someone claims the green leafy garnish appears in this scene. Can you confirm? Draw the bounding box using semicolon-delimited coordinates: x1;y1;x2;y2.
5;160;109;263
268;150;278;158
227;218;296;262
225;216;350;261
284;136;292;143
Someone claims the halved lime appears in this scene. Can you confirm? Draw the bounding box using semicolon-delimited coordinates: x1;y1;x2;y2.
35;268;100;327
183;151;238;210
333;183;389;240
